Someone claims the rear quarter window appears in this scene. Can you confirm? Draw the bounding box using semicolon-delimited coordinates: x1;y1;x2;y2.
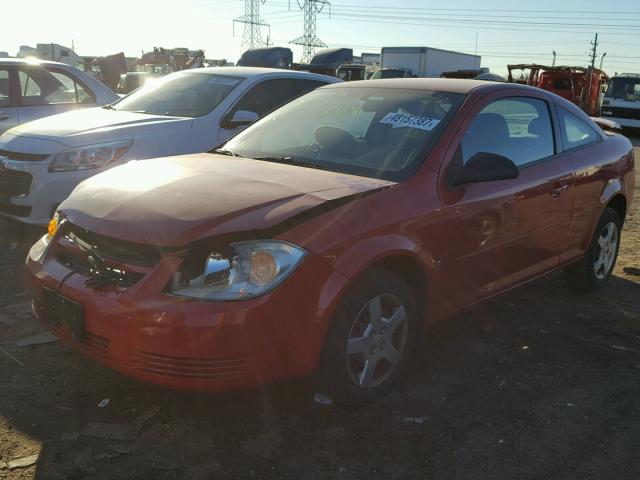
558;108;600;150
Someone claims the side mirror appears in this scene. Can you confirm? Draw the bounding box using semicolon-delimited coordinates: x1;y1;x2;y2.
223;110;259;129
450;152;519;187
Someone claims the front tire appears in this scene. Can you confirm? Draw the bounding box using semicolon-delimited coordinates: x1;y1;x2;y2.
567;207;622;292
315;269;418;406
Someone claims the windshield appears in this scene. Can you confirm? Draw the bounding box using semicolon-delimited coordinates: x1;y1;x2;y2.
112;72;243;117
605;77;640;101
224;87;465;181
371;69;409;79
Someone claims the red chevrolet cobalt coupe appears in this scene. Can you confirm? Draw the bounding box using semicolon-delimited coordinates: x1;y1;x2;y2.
27;79;634;404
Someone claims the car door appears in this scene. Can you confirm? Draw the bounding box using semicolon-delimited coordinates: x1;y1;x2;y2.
16;65;96;126
218;77;326;144
0;66;19;135
432;92;575;308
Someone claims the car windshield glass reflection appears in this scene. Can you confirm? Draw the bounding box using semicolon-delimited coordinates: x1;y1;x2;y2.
224;87;465;181
112;72;243;117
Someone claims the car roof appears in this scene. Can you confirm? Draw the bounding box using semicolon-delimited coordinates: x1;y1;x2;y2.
322;77;532;94
186;66;341;82
0;57;74;68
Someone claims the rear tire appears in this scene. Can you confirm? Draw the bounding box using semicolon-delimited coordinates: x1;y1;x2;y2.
566;207;622;292
315;269;418;406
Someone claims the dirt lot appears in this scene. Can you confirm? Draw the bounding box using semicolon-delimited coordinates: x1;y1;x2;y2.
1;136;639;480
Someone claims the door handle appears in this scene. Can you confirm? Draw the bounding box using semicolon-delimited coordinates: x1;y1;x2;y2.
550;184;569;198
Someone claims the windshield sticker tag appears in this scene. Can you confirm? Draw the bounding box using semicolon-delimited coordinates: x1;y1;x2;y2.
208;78;240;86
381;112;440;131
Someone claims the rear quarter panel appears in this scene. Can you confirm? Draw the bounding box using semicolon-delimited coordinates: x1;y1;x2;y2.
564;132;634;259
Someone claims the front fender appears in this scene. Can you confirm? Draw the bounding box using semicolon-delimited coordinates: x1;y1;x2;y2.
326;233;438;319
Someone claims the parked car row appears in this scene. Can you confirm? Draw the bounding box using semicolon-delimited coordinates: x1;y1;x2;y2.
0;66;339;224
3;70;636;404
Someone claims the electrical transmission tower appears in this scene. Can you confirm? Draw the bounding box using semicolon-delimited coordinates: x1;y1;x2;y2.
234;0;269;50
290;0;330;63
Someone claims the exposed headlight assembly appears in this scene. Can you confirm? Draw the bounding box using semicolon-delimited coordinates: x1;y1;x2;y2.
49;139;133;172
29;212;62;263
167;240;307;301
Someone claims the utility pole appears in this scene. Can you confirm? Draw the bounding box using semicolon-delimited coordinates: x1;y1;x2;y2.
589;32;599;68
234;0;269;50
585;32;599;114
290;0;330;63
552;50;557;67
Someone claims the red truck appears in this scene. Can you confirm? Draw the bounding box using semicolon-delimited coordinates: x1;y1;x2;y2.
508;64;609;116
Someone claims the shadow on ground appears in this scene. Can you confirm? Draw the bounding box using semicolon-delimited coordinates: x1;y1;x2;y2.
1;216;639;480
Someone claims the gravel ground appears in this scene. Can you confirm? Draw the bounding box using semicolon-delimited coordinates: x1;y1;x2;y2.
0;135;639;480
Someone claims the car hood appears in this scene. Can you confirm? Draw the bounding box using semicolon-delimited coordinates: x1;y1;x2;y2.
5;107;193;149
60;154;396;247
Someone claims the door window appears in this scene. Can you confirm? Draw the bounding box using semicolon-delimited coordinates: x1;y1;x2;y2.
49;71;92;103
0;69;10;107
558;108;599;150
461;97;555;167
229;78;298;119
292;79;328;96
18;67;93;106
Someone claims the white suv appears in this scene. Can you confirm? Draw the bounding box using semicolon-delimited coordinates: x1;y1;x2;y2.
0;67;340;225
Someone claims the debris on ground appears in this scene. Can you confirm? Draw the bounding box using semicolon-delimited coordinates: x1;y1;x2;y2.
132;404;161;425
107;443;132;455
16;332;58;347
403;416;428;424
623;267;640;276
313;392;333;406
94;451;120;460
97;398;110;408
7;454;39;470
61;432;79;441
0;346;24;366
611;345;636;353
81;422;142;441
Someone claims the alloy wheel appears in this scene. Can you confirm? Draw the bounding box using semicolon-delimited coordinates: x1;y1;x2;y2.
345;293;409;389
594;221;618;280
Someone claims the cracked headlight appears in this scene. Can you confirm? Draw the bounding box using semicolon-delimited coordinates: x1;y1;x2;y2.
49;139;133;172
167;240;307;301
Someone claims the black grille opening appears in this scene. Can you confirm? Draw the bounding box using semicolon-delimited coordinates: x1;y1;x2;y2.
0;149;50;162
0;166;32;197
55;250;145;288
63;223;164;267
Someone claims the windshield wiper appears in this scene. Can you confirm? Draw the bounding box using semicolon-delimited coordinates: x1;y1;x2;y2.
252;156;326;170
213;149;239;157
102;104;116;110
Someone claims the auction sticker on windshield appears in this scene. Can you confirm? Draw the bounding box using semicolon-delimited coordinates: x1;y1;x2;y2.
381;112;440;131
208;78;240;86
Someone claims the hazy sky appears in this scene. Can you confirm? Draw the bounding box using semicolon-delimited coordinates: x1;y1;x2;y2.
2;0;640;75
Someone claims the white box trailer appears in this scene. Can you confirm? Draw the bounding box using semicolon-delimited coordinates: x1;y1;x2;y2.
375;46;480;79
